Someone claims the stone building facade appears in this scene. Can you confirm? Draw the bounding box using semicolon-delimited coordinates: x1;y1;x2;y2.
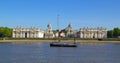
12;27;44;38
44;24;54;38
12;24;107;39
79;27;107;38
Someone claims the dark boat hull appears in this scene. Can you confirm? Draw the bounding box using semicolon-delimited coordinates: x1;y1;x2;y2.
50;42;77;47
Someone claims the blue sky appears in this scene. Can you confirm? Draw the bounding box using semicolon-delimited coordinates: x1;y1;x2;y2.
0;0;120;30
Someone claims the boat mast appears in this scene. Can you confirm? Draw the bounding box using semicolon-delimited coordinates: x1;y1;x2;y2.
57;14;59;32
57;14;60;42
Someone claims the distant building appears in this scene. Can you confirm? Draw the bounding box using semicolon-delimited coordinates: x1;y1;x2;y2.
79;27;107;39
44;24;54;38
65;24;75;38
12;24;107;39
12;27;44;38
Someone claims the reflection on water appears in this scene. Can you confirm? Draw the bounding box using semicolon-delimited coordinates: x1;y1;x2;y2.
80;42;105;45
12;42;42;44
0;42;120;63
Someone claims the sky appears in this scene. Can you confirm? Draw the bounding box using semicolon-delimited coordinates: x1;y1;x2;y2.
0;0;120;30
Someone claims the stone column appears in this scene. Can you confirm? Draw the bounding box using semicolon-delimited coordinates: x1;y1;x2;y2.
27;32;30;38
16;32;18;38
15;32;17;38
83;32;85;38
105;31;107;38
80;32;83;38
12;31;15;38
22;32;25;38
34;32;36;38
95;32;97;38
20;31;22;38
29;32;31;38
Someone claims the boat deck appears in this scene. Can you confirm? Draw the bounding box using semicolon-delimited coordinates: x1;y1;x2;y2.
50;42;77;47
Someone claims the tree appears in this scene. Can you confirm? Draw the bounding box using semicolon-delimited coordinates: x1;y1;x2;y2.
107;30;113;38
0;27;12;38
107;27;120;38
113;27;120;38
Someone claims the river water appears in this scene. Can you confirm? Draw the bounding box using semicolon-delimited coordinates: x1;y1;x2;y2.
0;42;120;63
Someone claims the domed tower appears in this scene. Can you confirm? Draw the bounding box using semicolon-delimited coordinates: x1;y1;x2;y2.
66;23;74;38
44;24;54;38
68;23;72;32
47;24;52;31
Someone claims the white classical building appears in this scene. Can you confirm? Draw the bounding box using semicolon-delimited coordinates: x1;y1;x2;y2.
12;24;107;39
44;24;54;38
12;27;44;38
79;27;107;39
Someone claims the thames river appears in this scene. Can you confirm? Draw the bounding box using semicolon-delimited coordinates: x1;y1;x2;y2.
0;42;120;63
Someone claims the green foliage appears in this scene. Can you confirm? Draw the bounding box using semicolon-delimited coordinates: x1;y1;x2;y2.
107;27;120;38
0;27;12;37
113;27;120;38
107;30;113;38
